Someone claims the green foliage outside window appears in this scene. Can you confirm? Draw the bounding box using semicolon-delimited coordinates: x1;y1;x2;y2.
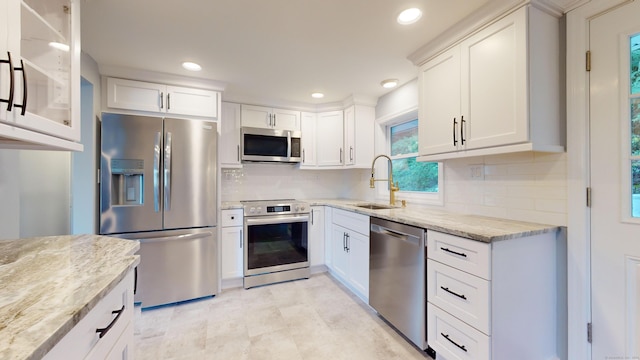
389;120;438;193
631;34;640;194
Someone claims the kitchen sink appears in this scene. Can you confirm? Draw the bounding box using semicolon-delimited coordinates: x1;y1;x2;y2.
352;203;397;210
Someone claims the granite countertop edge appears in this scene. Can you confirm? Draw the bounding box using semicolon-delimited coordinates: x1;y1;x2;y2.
0;235;140;360
221;199;562;242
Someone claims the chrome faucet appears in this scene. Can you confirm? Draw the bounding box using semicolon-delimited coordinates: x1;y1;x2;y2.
370;154;400;206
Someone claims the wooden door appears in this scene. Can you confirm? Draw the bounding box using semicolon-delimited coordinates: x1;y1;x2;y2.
590;1;640;357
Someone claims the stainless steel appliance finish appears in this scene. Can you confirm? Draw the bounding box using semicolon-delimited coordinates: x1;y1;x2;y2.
369;217;426;350
99;113;218;308
241;127;302;163
116;228;217;308
242;200;310;288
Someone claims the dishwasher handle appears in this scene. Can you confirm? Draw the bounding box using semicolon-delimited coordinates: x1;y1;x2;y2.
371;224;420;246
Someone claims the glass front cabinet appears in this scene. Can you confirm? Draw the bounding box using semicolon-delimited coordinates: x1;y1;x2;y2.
0;0;81;151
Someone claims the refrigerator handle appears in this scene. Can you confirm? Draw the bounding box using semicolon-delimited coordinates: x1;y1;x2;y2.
164;132;172;211
153;132;161;212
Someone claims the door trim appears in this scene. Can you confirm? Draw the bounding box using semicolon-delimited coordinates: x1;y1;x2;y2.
566;1;632;359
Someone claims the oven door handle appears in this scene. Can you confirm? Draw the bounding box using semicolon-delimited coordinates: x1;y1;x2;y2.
245;214;310;226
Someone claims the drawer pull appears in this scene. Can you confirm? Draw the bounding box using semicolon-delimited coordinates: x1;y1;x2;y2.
441;247;467;257
96;305;125;339
441;286;467;300
441;332;467;352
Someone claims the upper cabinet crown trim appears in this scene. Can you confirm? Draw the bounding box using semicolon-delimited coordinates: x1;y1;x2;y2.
408;0;565;67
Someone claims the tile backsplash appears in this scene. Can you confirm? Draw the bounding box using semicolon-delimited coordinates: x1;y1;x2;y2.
222;151;567;227
441;152;567;226
221;164;374;202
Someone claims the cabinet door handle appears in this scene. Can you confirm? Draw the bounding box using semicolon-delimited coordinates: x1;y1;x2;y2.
452;117;458;146
0;51;15;111
340;148;343;163
346;233;350;253
96;305;125;339
350;146;353;161
273;114;276;127
441;247;467;258
441;333;467;352
167;93;171;110
14;60;27;116
343;232;347;251
441;286;467;300
303;149;305;163
237;145;240;162
160;92;163;109
460;115;465;145
311;209;314;225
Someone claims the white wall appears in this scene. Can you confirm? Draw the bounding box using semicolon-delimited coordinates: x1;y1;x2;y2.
221;165;373;202
71;52;102;234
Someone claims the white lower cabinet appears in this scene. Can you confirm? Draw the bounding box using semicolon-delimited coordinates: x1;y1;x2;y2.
309;206;325;269
221;209;244;284
43;270;135;360
328;208;369;302
427;230;560;360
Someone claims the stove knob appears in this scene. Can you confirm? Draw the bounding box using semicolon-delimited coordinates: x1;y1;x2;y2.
294;205;300;211
249;207;255;214
257;207;262;213
300;205;306;212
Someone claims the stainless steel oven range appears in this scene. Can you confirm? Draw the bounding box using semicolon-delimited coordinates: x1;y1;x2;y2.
242;200;310;289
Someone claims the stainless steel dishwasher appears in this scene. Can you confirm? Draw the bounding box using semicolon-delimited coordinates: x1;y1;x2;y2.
370;217;426;350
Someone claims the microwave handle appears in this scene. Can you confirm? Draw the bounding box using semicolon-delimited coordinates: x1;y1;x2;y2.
287;131;292;158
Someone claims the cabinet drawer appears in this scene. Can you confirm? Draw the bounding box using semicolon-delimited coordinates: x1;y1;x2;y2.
428;231;491;280
428;303;490;360
221;209;243;227
44;271;134;360
428;259;490;335
332;208;369;235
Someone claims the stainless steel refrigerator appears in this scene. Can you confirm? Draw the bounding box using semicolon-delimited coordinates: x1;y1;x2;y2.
99;113;218;308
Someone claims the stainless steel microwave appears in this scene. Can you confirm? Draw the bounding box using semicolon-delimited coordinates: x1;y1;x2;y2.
241;127;302;163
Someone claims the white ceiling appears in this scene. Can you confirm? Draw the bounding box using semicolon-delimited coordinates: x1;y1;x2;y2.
81;0;492;107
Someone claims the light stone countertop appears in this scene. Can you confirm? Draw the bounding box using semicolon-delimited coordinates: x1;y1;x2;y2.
222;199;561;242
0;234;140;360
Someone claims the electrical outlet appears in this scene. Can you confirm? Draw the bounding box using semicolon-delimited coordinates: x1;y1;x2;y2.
469;164;484;180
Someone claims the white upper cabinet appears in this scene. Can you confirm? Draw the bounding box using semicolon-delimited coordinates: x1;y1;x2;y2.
300;111;317;168
220;102;242;168
241;104;300;131
0;0;82;151
315;110;344;167
418;5;564;161
106;77;219;119
343;104;374;168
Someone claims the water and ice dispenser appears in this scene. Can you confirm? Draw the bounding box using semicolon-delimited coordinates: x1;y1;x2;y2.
110;159;144;206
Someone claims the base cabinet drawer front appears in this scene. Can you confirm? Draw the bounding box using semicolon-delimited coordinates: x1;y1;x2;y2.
332;208;369;235
43;271;134;360
221;209;243;227
428;259;491;334
428;303;490;360
428;231;491;280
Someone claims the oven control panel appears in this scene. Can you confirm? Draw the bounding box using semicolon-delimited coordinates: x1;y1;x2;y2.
242;200;309;216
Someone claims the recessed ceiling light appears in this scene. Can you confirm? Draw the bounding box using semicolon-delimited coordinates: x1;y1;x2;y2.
311;92;325;99
48;42;69;52
381;79;399;89
182;61;202;71
397;8;422;25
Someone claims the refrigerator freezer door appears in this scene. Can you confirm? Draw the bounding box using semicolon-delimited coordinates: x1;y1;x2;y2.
119;228;218;308
163;118;217;229
100;113;164;234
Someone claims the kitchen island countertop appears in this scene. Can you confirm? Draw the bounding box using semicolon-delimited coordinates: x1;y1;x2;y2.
222;199;561;242
0;235;139;360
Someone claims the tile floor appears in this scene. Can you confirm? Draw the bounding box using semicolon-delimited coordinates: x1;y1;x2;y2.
134;273;432;360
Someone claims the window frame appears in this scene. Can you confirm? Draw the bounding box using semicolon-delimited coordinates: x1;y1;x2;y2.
375;108;444;206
